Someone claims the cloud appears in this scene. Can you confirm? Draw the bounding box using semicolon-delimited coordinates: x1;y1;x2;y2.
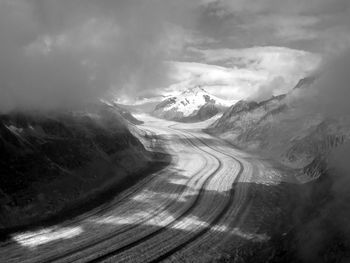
167;46;320;101
196;0;350;53
192;46;321;71
248;76;288;102
287;50;350;261
293;49;350;118
0;0;199;112
0;0;347;110
245;15;319;42
214;0;348;15
166;61;264;99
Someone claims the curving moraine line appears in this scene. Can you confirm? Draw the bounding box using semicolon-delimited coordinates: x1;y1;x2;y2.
145;128;245;263
85;128;224;263
37;127;220;263
1;121;250;263
87;126;244;263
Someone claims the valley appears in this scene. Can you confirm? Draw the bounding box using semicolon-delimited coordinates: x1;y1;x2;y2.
0;115;298;263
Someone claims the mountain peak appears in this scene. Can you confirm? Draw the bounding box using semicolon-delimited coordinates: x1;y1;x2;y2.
181;86;207;95
153;86;233;121
293;76;316;90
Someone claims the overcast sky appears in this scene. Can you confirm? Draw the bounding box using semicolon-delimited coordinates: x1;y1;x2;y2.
0;0;349;110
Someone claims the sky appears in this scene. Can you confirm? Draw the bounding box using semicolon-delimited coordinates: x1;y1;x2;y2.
0;0;349;111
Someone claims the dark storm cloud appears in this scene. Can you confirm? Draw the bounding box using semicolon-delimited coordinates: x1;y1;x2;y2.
290;49;350;119
196;0;350;53
296;141;350;262
281;49;350;261
1;0;348;111
0;0;198;112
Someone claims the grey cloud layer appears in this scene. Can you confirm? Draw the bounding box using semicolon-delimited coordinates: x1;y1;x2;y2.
0;0;199;112
0;0;348;111
293;50;350;118
197;0;350;53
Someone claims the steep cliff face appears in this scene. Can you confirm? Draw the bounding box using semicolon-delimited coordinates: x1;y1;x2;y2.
207;76;350;177
152;86;231;122
0;103;155;229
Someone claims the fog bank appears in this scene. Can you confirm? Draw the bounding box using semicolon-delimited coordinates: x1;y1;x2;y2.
0;0;196;112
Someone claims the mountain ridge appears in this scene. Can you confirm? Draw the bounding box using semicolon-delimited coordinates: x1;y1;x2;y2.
0;103;165;230
206;76;350;180
152;86;233;122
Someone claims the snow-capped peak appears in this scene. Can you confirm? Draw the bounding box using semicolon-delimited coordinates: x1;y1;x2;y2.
156;86;232;117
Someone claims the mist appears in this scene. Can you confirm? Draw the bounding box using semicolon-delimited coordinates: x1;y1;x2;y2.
284;50;350;262
293;142;350;262
0;0;196;112
248;76;289;102
290;50;350;119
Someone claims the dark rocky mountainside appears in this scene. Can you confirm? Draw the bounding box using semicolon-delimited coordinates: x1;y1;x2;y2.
103;101;144;125
207;76;349;179
207;76;350;262
0;103;156;230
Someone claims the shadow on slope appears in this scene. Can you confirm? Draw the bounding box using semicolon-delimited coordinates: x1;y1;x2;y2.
2;131;349;263
0;104;170;240
2;164;298;263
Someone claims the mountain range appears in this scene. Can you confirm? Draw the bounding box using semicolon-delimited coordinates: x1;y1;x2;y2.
0;102;165;230
206;76;349;180
152;86;232;122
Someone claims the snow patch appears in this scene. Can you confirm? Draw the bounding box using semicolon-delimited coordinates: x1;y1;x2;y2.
160;86;233;117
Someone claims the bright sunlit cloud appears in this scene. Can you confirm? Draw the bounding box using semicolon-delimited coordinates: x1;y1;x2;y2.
165;47;321;101
0;0;348;106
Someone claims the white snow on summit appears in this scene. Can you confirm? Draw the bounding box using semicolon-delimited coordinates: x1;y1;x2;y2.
162;86;233;117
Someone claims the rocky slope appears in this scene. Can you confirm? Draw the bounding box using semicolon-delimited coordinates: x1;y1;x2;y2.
206;76;350;179
152;86;232;122
0;103;161;230
207;76;350;262
101;100;144;125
